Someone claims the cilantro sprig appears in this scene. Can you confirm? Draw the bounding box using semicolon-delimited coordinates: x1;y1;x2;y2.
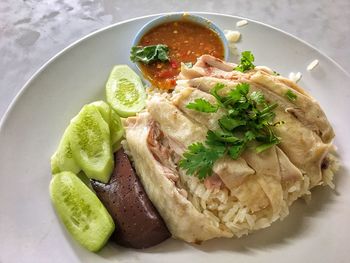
234;51;255;72
178;139;226;180
285;89;297;101
186;98;219;113
179;82;282;179
130;44;169;64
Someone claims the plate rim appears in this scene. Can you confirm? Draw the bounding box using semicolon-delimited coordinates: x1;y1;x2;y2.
1;11;349;134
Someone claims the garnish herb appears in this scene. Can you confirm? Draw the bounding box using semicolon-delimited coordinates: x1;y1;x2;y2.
184;62;193;68
130;44;169;64
178;141;225;180
285;89;297;101
234;51;255;72
179;82;282;179
186;98;219;113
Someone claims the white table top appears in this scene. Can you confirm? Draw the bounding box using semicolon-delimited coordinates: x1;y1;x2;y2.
1;0;349;121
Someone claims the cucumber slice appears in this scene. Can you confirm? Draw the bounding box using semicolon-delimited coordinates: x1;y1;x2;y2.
90;101;124;151
50;171;115;252
69;104;114;183
110;109;124;151
51;125;80;174
90;101;111;124
106;65;146;117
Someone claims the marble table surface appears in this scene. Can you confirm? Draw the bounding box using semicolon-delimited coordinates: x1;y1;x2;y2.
1;0;349;121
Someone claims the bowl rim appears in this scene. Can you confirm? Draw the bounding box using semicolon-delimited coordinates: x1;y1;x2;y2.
131;12;230;68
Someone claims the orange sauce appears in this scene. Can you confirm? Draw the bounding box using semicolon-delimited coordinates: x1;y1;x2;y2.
139;20;225;90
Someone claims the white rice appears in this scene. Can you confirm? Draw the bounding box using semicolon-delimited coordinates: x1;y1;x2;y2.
307;59;319;71
224;30;241;43
223;30;240;57
288;71;302;82
321;153;339;189
236;19;248;27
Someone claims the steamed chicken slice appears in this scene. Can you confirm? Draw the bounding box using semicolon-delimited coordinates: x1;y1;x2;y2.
172;85;267;202
212;156;255;190
148;94;258;189
232;175;270;213
182;55;334;144
241;145;285;219
250;71;334;143
150;88;302;216
276;147;304;204
172;85;225;131
170;81;304;193
123;112;232;242
179;54;237;80
148;93;277;214
180;74;330;187
147;95;207;152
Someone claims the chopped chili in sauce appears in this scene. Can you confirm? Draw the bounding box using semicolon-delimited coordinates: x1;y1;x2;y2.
138;20;225;90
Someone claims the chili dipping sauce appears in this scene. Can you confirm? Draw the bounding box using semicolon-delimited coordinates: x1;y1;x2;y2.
138;20;225;90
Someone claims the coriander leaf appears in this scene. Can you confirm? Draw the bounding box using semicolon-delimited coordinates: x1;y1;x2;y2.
223;89;242;106
208;130;240;143
130;44;169;64
180;82;283;179
186;98;219;113
222;83;249;106
244;130;256;141
179;142;225;179
235;83;250;95
255;141;278;153
228;108;240;117
285;89;297;101
235;51;255;72
259;103;278;122
228;142;247;159
250;91;265;105
219;116;246;130
205;134;225;147
210;83;226;104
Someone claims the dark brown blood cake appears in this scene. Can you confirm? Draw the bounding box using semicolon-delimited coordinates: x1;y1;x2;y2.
91;148;170;249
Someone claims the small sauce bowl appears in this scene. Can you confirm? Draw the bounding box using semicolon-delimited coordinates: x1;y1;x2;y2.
131;13;230;90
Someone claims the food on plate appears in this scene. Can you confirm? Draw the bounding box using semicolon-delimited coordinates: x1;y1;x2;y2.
288;71;302;83
49;171;115;252
131;19;225;90
130;44;170;64
51;124;80;174
50;65;171;251
69;104;114;183
236;19;248;27
51;101;124;180
106;65;146;117
224;30;241;43
307;59;319;71
49;15;339;253
123;53;338;242
91;100;124;152
91;148;171;248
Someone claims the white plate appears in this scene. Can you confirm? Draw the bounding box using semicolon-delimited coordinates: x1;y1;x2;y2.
1;13;349;263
